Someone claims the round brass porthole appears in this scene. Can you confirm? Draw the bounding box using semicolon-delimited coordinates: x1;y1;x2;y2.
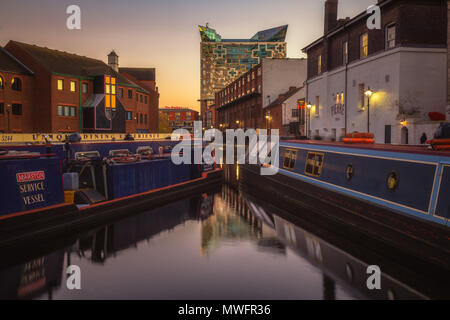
345;164;354;181
387;171;399;191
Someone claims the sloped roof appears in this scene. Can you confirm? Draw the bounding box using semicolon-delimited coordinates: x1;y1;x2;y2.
0;47;33;75
266;86;303;109
6;41;148;93
119;68;155;81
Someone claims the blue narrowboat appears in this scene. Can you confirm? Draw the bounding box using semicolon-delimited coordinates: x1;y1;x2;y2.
241;140;450;238
0;140;221;234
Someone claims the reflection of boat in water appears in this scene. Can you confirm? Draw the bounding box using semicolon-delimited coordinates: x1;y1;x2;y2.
74;195;216;263
0;250;65;300
244;194;441;300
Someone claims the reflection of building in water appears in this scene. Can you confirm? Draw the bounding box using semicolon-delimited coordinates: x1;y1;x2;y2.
200;185;283;256
273;214;427;300
0;250;65;300
75;196;214;263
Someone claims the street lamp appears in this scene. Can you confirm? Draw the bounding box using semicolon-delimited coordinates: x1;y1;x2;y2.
364;87;374;132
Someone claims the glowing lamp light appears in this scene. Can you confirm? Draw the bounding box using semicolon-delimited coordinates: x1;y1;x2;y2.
365;87;374;98
400;120;407;127
307;103;312;110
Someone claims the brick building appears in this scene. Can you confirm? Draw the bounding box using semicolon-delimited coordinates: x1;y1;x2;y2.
0;47;35;133
303;0;447;144
0;41;159;133
159;107;199;132
215;58;307;130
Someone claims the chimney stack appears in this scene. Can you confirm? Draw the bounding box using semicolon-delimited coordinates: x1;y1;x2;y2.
324;0;338;35
108;50;119;72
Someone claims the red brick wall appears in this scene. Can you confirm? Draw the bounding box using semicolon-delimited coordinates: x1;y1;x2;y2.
5;41;52;132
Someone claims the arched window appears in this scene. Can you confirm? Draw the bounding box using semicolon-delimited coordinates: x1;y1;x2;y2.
0;75;4;89
11;78;22;91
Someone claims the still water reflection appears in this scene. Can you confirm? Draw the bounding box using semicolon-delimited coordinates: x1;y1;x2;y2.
0;186;426;300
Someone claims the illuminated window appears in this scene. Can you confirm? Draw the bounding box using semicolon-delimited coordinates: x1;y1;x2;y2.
11;78;22;91
105;76;116;119
70;81;76;92
386;24;396;49
305;152;324;177
57;79;64;91
315;96;320;117
340;92;345;106
360;33;368;59
318;55;322;74
0;76;4;89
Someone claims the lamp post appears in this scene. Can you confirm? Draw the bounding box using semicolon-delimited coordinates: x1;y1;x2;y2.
307;102;312;139
364;87;374;133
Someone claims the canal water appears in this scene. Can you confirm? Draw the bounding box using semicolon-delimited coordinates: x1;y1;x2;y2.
0;183;430;300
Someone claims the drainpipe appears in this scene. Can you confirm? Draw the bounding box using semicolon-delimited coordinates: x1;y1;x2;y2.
305;80;309;139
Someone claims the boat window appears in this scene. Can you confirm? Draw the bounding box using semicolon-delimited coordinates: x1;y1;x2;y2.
387;171;399;191
305;152;324;177
283;149;297;170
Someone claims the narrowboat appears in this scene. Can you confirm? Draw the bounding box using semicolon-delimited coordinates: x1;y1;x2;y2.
240;139;450;263
0;140;222;246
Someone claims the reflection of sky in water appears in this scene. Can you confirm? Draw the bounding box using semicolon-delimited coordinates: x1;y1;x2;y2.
3;187;427;300
29;191;357;300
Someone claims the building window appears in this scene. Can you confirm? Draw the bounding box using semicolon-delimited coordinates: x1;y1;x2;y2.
105;76;116;119
70;81;76;92
318;55;322;74
315;96;320;117
57;79;64;91
64;106;70;117
140;95;143;103
119;88;124;98
144;114;147;124
11;78;22;91
145;96;148;104
343;41;348;65
360;33;368;59
140;114;143;124
136;113;139;124
386;24;396;49
292;109;299;117
128;89;133;99
70;106;76;117
82;83;88;94
0;102;4;114
12;104;22;115
57;105;63;116
358;84;366;109
126;111;132;120
0;76;4;89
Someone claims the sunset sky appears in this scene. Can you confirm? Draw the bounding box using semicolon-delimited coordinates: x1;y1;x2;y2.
0;0;375;111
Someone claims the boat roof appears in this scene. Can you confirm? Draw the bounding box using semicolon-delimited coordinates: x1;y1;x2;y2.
281;140;450;158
